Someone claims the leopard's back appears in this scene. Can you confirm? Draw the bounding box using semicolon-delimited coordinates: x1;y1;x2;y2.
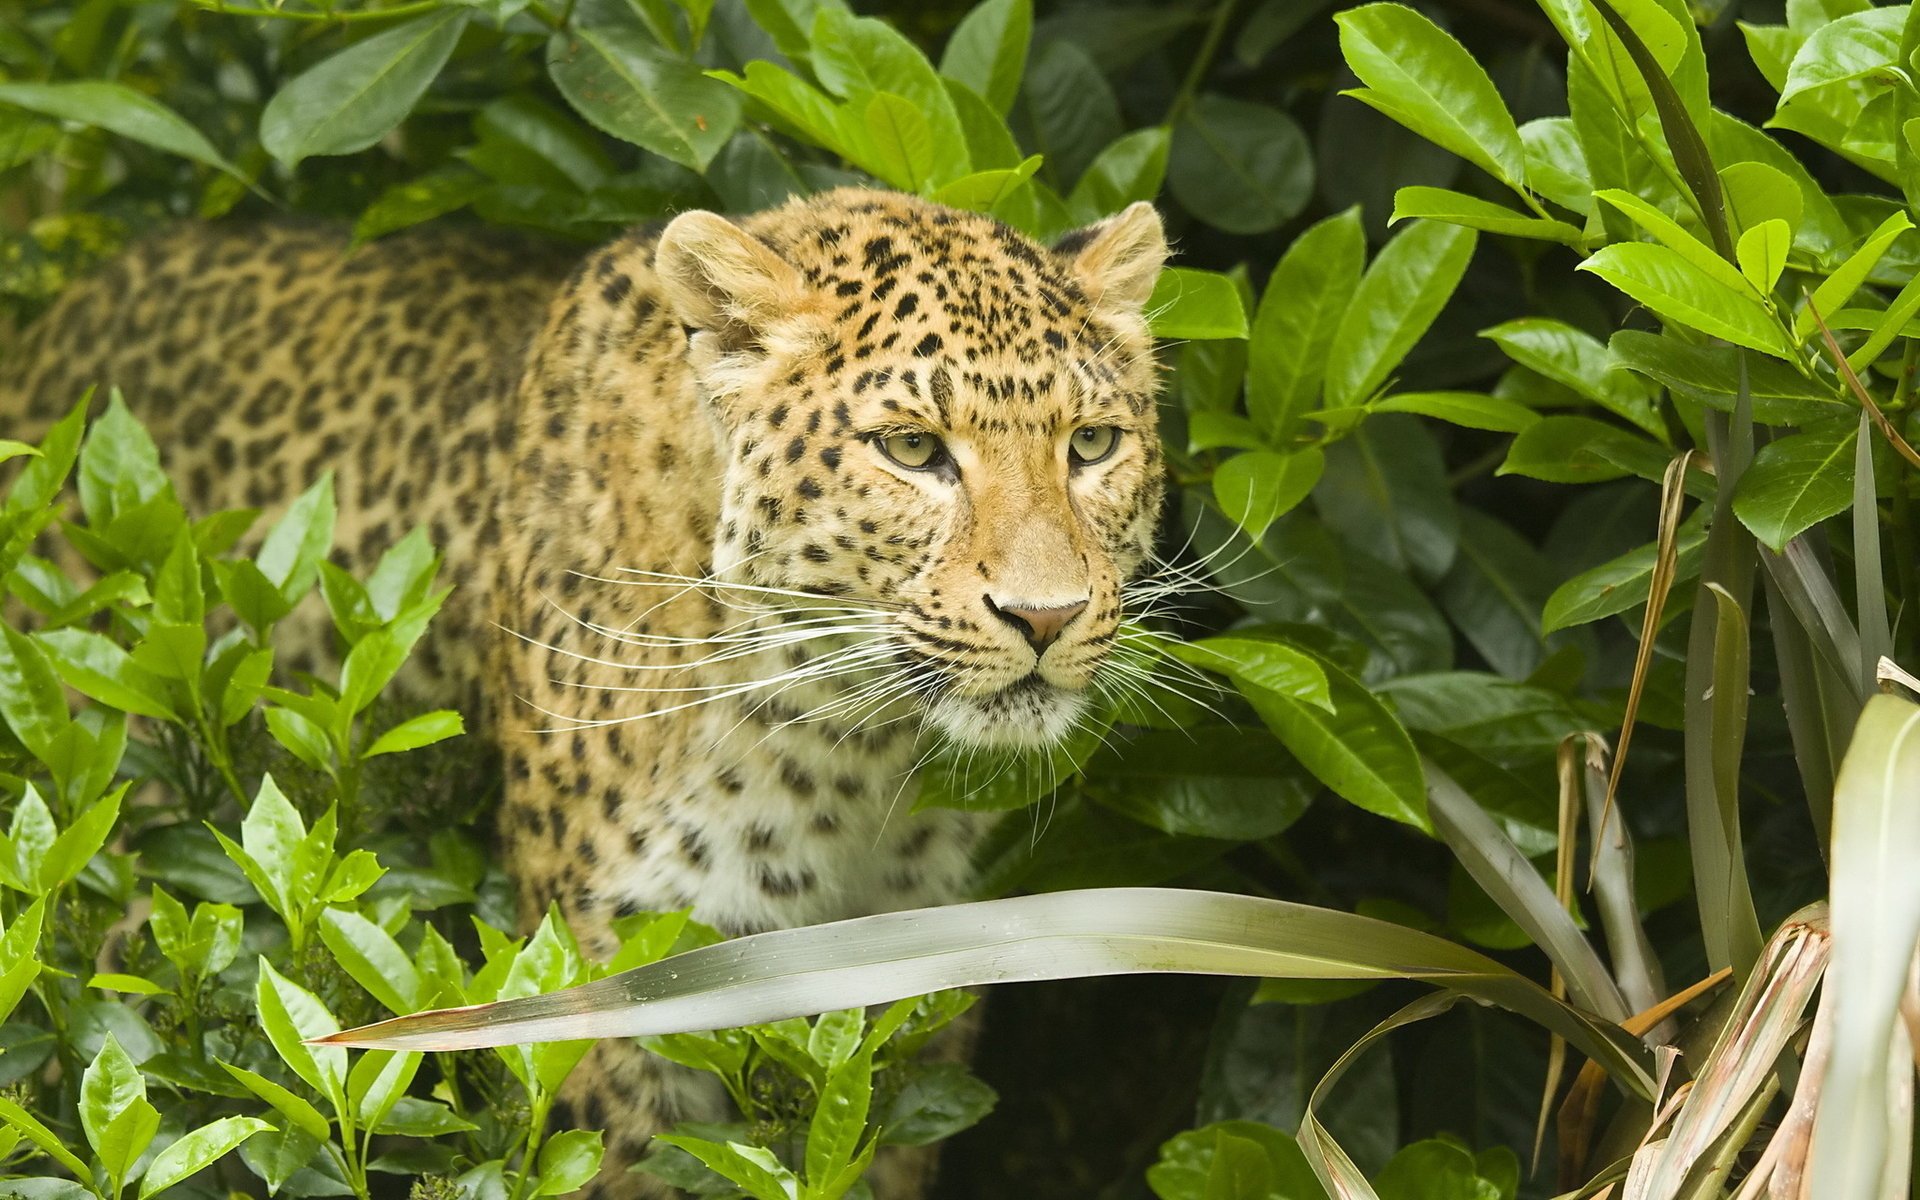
2;220;574;702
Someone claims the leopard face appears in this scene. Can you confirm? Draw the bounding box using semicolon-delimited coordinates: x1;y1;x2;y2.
655;190;1168;749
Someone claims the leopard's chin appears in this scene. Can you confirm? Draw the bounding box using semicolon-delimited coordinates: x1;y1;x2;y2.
924;674;1089;749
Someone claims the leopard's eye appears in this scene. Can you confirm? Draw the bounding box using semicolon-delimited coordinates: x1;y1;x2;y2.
1068;425;1120;465
877;430;947;470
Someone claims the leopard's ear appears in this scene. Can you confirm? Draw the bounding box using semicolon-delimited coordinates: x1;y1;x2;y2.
655;211;808;350
1054;201;1168;315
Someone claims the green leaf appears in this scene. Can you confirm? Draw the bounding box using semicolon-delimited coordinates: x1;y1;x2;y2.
938;0;1031;115
1313;415;1458;580
811;7;969;184
536;1128;606;1196
1730;419;1858;550
548;23;742;173
654;1135;799;1200
37;628;179;720
1592;188;1751;294
1540;511;1708;633
364;709;465;758
255;473;335;600
1609;328;1845;423
1173;636;1333;712
1241;646;1428;830
1578;242;1791;356
1247;208;1364;441
82;1032;159;1185
264;705;332;770
219;1061;332;1141
137;1116;273;1200
318;891;1650;1102
1778;6;1904;105
1148;1121;1323;1200
1736;218;1791;292
260;12;469;167
0;1093;91;1178
1148;268;1250;340
862;92;936;191
1335;3;1527;190
1497;415;1669;484
319;908;423;1014
1325;221;1477;407
1212;450;1324;541
77;392;169;528
0;81;239;175
0;625;69;760
1434;510;1564;680
928;157;1042;212
1371;391;1539;433
1068;127;1170;221
255;958;345;1110
353;168;485;246
40;785;122;892
1797;210;1914;339
1389;186;1584;244
1088;727;1317;842
806;1052;873;1186
1168;94;1312;235
1480;317;1661;438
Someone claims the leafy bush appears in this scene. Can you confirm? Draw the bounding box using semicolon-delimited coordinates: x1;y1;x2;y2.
7;0;1920;1196
0;397;992;1197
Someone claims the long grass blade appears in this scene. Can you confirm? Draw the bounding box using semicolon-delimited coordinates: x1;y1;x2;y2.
1806;693;1920;1196
1298;991;1461;1200
1600;452;1694;843
1426;758;1631;1023
1760;538;1867;704
314;887;1655;1095
1695;583;1764;978
1582;734;1667;1018
1854;411;1894;691
1764;570;1837;858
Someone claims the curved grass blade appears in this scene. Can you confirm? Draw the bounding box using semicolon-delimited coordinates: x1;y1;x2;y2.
1426;759;1630;1023
313;887;1654;1095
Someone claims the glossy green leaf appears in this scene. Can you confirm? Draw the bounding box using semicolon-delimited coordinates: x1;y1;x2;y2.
938;0;1030;115
1370;391;1538;433
1730;419;1857;551
1796;210;1913;340
1212;450;1324;541
1335;3;1527;189
0;81;238;175
1389;186;1583;244
261;13;468;167
1168;94;1312;235
548;22;741;173
1481;317;1661;438
1325;221;1476;407
1578;242;1790;356
1246;208;1364;440
1148;268;1250;340
1541;510;1708;633
1239;645;1428;830
137;1116;272;1200
1498;415;1669;485
1735;217;1791;292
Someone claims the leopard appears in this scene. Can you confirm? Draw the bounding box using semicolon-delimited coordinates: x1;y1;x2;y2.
1;186;1170;1196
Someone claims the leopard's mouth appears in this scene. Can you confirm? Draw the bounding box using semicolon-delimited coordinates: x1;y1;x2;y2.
921;670;1089;749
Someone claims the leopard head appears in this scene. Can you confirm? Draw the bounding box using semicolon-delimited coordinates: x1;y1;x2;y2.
654;188;1168;749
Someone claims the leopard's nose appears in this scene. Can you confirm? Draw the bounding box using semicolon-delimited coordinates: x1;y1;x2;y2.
984;595;1088;654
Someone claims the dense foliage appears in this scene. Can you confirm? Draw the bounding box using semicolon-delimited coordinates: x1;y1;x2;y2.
4;0;1920;1196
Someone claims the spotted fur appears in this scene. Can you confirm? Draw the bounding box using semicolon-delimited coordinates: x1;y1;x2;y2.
1;188;1170;1196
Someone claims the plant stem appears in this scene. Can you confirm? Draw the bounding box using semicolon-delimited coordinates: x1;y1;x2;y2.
1169;0;1240;125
